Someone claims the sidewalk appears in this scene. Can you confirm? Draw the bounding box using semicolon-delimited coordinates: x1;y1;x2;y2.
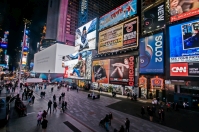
6;89;93;132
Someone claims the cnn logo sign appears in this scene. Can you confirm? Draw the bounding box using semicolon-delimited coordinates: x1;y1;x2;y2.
170;63;188;76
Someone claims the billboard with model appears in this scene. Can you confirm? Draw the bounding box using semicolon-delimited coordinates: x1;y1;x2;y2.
170;0;199;22
75;18;97;52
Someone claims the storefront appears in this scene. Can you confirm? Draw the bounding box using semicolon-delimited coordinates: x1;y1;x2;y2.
139;75;165;100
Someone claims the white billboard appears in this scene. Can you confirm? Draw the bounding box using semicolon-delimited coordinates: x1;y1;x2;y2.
33;44;75;73
75;18;97;52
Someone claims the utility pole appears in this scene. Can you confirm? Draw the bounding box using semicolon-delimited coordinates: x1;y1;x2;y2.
18;19;31;89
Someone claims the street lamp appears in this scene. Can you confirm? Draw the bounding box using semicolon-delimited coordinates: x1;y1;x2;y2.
18;19;31;89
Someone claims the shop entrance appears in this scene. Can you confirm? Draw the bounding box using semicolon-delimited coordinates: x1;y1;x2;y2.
148;89;162;100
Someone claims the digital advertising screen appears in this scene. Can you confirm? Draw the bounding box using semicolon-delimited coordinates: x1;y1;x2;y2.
139;32;164;73
75;18;97;52
169;19;199;77
99;17;138;54
99;0;137;30
0;31;9;49
143;3;165;33
92;59;110;83
170;0;199;22
109;56;134;86
62;50;92;79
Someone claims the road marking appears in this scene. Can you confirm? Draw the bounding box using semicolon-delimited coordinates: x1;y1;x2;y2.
27;112;35;115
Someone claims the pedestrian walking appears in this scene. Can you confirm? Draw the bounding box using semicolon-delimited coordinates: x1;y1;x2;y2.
62;101;65;112
51;87;53;92
43;91;46;98
53;94;56;102
158;109;162;122
41;117;48;132
64;101;67;109
59;96;61;104
53;102;57;112
37;111;43;126
109;112;113;126
149;108;153;122
32;95;35;104
161;109;165;122
47;100;52;114
141;106;145;117
125;118;130;132
42;110;47;118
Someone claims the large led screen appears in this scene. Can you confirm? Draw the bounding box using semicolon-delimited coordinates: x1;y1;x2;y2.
140;32;164;73
98;17;138;54
143;3;165;33
99;0;137;30
75;18;97;52
170;0;199;22
62;50;92;79
169;19;199;77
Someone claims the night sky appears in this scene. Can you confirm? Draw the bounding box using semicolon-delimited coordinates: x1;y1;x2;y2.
6;0;48;70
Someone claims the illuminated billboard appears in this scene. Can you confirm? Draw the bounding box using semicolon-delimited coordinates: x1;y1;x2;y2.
0;31;9;48
143;3;165;33
170;0;199;22
169;18;199;77
139;32;164;73
99;0;137;30
62;50;92;79
98;17;138;54
75;18;97;52
92;56;135;86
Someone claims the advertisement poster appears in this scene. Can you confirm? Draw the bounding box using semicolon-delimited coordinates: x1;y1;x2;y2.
99;0;137;30
170;0;199;22
109;56;134;86
169;19;199;77
92;59;110;83
99;17;138;54
143;3;165;33
150;76;164;89
62;51;92;79
140;32;164;73
139;76;147;99
75;18;97;52
0;31;9;48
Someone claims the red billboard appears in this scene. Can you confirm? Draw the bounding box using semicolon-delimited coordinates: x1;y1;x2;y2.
170;63;188;76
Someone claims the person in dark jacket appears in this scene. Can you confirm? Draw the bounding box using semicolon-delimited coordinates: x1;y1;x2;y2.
62;101;65;112
104;114;109;131
119;125;125;132
149;108;153;122
42;110;47;118
64;101;67;109
108;112;113;126
41;117;48;132
125;118;130;132
141;106;145;117
47;100;52;114
53;102;57;112
59;96;61;104
152;105;156;116
53;94;56;102
32;95;35;104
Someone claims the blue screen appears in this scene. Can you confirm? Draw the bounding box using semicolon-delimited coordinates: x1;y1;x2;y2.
139;32;164;73
169;19;199;63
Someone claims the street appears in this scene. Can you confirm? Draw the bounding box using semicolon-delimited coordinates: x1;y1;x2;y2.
2;86;191;132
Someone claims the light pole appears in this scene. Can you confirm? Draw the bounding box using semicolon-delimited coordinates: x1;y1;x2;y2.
18;19;31;89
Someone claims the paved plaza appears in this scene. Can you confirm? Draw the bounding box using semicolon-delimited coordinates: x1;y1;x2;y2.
0;86;193;132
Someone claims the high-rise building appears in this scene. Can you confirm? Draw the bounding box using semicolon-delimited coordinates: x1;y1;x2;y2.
45;0;132;46
45;0;79;46
78;0;130;27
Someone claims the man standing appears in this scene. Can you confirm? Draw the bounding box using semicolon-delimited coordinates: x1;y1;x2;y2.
47;100;52;114
125;118;130;132
53;102;57;112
